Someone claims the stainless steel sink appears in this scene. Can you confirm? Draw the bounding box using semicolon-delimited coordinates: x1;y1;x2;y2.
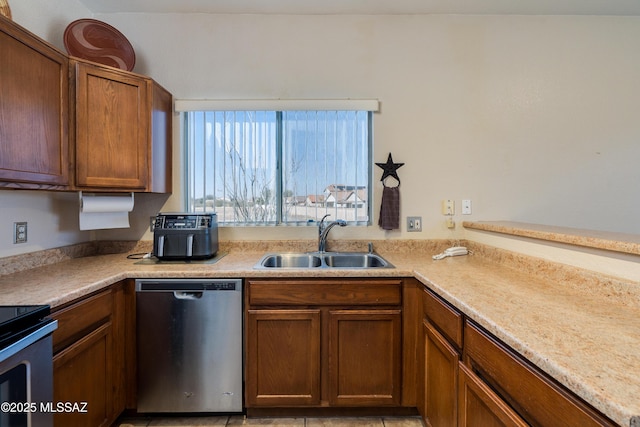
323;253;390;268
258;253;322;268
255;252;394;269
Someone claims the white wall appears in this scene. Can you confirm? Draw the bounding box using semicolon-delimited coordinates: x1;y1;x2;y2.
9;0;89;50
2;7;640;255
99;12;640;241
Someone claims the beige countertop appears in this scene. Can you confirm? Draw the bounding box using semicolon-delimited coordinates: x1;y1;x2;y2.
464;220;640;256
0;242;638;426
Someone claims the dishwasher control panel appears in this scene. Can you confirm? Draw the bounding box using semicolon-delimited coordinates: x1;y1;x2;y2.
136;279;240;292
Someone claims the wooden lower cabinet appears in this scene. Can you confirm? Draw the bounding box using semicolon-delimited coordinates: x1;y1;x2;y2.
246;309;322;406
245;278;403;409
51;281;130;427
423;320;459;427
458;363;527;427
421;286;464;427
329;309;402;406
463;321;617;427
53;323;113;427
419;286;617;427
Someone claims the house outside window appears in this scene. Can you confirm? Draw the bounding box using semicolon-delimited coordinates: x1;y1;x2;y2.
178;100;378;226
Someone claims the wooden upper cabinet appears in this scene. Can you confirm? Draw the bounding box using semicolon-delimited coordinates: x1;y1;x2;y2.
149;81;172;193
72;60;149;190
71;59;172;192
0;18;171;193
0;17;69;188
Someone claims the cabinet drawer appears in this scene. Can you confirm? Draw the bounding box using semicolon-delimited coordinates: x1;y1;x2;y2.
51;290;112;353
248;279;402;306
464;321;616;427
422;287;463;349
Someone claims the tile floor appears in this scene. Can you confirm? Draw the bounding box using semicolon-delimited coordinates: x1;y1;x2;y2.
115;415;426;427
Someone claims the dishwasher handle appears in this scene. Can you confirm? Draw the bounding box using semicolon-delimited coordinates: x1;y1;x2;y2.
173;291;203;300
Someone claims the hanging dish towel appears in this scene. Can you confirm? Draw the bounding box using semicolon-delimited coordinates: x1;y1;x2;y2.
379;185;400;230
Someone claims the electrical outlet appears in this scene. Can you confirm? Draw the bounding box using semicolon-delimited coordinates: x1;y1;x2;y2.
14;222;27;244
407;216;422;232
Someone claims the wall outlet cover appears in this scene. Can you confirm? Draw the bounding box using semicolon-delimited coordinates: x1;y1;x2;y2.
14;222;27;244
407;216;422;232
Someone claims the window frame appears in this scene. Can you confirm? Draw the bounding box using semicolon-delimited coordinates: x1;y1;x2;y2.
181;104;376;227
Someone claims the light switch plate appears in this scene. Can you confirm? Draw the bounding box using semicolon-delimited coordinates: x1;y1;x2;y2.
407;216;422;232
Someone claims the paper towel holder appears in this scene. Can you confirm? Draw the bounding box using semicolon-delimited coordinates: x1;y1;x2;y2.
78;191;135;208
78;191;135;230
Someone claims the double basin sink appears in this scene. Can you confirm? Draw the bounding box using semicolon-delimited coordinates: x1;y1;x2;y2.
255;252;394;269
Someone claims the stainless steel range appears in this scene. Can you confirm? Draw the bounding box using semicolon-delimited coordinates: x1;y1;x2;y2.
0;305;58;427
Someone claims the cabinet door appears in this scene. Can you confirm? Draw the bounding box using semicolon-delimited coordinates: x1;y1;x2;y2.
246;309;321;406
0;18;69;187
458;363;528;427
149;81;172;193
53;322;113;427
51;284;128;426
73;61;149;190
328;309;402;406
424;320;459;427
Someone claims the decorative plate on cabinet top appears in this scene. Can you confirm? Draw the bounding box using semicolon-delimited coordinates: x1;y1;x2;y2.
64;18;136;71
0;0;12;20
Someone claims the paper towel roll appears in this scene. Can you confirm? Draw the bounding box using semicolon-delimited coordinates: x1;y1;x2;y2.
79;192;134;230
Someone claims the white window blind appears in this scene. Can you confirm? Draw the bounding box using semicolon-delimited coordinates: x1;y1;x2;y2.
184;105;373;226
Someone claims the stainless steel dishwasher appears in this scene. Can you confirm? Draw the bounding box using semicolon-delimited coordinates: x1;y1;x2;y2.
135;278;243;413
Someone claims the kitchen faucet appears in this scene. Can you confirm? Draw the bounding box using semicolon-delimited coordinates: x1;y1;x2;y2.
318;214;347;253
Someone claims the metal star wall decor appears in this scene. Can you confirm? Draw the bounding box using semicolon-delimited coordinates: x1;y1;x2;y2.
376;153;404;184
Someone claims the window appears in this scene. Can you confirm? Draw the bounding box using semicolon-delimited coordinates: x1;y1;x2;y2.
182;102;375;226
